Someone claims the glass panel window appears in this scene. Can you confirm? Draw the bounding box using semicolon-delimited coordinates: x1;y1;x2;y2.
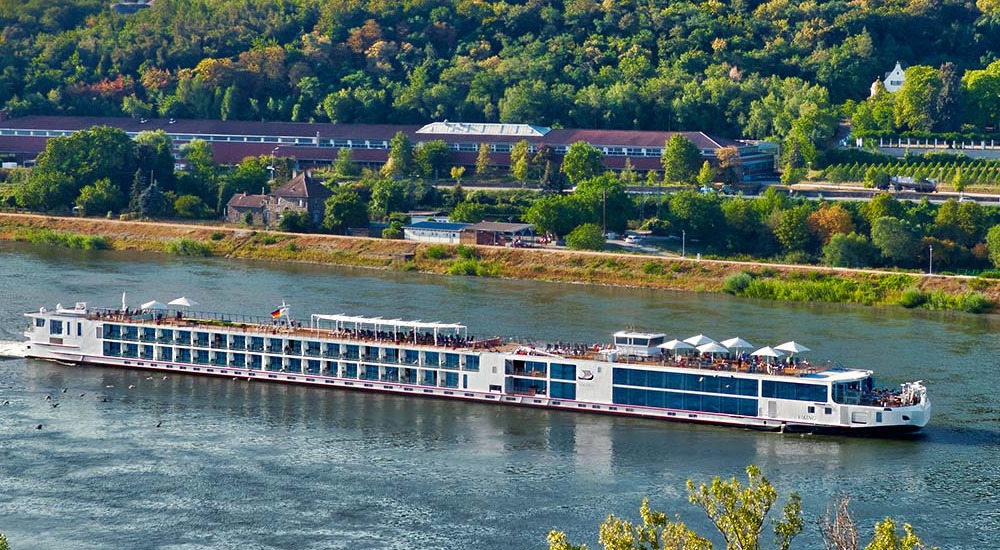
463;355;480;371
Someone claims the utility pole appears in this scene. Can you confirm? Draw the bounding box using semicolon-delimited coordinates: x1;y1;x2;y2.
928;244;933;275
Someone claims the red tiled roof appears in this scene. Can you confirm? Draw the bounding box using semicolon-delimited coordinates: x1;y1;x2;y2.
271;172;333;200
226;193;268;208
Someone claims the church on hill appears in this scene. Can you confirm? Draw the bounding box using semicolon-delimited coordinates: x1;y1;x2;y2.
871;61;906;96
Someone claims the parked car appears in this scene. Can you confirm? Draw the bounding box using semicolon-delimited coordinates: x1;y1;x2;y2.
624;235;642;244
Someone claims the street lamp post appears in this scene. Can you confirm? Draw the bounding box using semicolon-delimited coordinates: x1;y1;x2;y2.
682;230;686;258
928;244;933;275
269;146;280;182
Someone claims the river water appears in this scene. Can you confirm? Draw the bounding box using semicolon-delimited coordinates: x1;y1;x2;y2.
0;242;997;549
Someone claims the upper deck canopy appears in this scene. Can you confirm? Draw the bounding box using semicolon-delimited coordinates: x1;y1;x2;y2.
310;314;465;334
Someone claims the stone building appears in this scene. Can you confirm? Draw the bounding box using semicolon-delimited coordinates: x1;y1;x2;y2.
225;172;333;226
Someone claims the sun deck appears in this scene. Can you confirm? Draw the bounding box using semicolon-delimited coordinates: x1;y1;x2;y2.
82;307;849;381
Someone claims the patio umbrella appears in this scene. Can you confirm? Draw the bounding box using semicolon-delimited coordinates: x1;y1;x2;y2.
697;342;729;355
658;339;695;351
168;297;199;308
775;341;810;355
141;300;168;311
658;339;695;360
720;337;755;351
750;346;785;358
684;334;717;346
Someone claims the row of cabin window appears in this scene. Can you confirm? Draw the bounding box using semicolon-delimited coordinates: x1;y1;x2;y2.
613;368;828;402
612;387;758;416
46;319;81;336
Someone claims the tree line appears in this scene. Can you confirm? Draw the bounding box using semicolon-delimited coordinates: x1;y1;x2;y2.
3;0;1000;150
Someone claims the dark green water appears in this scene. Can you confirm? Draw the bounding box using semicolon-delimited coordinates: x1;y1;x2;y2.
0;242;997;549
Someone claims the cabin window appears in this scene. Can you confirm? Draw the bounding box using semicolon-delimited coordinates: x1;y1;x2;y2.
463;355;480;371
550;381;576;399
550;363;576;381
49;320;63;335
77;323;82;336
761;380;827;402
35;318;45;327
807;406;816;414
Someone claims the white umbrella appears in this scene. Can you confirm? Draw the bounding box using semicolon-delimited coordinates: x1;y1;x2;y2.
775;341;810;354
684;334;717;346
168;297;199;308
141;300;168;311
720;337;754;350
658;339;695;351
697;342;729;355
751;346;785;358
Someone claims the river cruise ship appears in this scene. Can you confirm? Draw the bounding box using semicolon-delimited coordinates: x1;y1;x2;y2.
23;301;930;435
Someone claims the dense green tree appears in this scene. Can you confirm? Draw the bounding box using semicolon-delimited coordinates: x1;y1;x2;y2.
475;143;493;178
822;232;879;268
323;189;369;234
895;66;942;132
334;148;360;178
76;178;125;217
851;84;897;135
510;140;531;182
381;131;413;179
173;194;210;219
278;210;311;232
573;174;629;232
669;190;725;245
370;177;410;219
562;142;605;186
769;205;815;254
985;224;1000;268
661;135;702;185
524;194;588;237
935;62;963;133
962;60;1000;130
722;197;772;254
864;166;890;189
871;217;921;266
413;140;450;179
20;126;137;212
138;181;166;217
449;201;487;223
695;161;715;189
861;194;907;227
565;223;605;251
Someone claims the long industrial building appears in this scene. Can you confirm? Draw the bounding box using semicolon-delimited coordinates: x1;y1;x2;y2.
0;115;777;180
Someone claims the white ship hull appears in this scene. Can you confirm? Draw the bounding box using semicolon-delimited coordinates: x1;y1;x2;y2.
23;303;931;435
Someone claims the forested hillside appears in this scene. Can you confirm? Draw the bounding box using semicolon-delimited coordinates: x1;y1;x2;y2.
1;0;998;141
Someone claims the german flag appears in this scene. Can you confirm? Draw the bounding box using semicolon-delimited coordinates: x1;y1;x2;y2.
271;308;283;318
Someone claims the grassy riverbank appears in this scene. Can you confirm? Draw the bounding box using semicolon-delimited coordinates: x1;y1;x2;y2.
1;213;997;313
